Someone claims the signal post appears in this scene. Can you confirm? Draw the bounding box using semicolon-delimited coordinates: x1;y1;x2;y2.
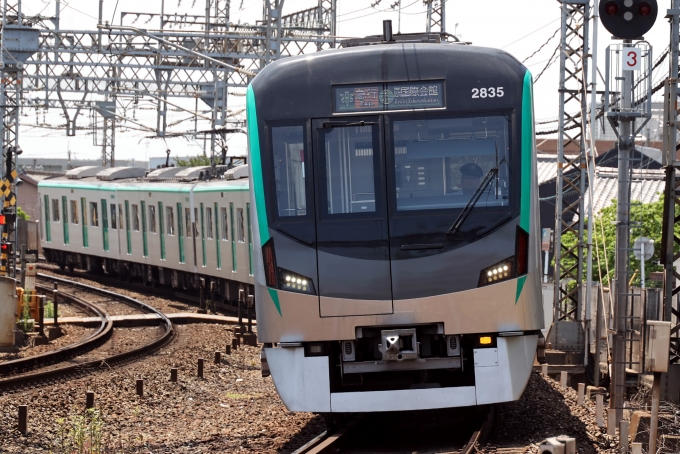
599;0;657;423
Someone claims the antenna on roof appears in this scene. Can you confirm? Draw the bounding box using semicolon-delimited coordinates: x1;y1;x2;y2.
383;20;393;42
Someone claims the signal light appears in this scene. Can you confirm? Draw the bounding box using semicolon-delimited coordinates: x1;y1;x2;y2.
638;1;652;16
599;0;657;39
605;1;618;15
0;243;7;252
0;215;6;225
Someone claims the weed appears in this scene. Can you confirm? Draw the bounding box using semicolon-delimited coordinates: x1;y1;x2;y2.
45;300;60;319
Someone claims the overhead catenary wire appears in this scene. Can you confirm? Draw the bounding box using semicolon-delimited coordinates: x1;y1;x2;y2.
522;27;560;64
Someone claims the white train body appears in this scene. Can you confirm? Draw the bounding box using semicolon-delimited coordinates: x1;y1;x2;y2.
38;166;254;303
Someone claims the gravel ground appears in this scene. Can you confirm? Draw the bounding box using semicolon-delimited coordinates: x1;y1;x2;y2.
0;326;93;364
482;372;620;454
0;324;324;453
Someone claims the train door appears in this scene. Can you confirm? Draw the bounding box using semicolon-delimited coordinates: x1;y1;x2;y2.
312;116;393;317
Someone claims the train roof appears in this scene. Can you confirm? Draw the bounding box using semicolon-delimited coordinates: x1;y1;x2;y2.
250;42;528;122
38;166;248;192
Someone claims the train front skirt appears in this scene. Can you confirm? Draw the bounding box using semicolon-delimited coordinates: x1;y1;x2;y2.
265;334;538;412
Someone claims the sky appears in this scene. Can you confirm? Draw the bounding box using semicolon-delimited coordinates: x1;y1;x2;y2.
13;0;675;163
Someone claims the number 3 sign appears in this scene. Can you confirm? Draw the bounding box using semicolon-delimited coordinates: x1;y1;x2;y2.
623;47;641;71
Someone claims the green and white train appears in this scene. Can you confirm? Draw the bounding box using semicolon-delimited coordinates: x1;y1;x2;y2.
39;165;255;304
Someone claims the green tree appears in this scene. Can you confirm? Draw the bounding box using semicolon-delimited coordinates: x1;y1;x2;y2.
174;155;211;167
17;206;29;220
560;196;680;288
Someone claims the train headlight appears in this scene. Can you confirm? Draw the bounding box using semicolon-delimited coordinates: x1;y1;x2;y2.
477;227;530;287
478;259;514;286
278;268;316;295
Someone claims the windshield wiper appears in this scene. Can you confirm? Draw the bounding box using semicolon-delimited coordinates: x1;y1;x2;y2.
446;167;498;240
321;120;377;128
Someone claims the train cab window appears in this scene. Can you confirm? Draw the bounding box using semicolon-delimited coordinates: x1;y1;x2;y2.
391;116;511;212
149;205;157;233
51;199;60;222
206;207;213;239
90;202;99;227
322;124;377;214
110;204;117;229
271;125;307;217
220;207;228;240
166;207;175;235
132;204;140;231
70;200;79;224
237;208;245;243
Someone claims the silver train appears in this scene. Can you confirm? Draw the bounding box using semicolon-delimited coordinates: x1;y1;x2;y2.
249;40;544;413
38;164;255;306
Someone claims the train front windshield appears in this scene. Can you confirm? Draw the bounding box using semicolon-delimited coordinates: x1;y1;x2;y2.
393;115;510;212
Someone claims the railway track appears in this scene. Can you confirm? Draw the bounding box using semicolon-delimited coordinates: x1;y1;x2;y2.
0;273;174;393
37;262;242;315
294;407;495;454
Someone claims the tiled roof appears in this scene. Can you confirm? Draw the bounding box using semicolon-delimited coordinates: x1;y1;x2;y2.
584;167;666;216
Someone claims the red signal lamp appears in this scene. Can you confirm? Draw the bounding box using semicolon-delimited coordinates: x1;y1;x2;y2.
1;243;9;252
638;1;652;16
605;1;619;15
0;215;6;225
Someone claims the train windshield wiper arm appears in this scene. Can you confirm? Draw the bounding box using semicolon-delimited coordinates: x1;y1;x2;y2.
446;167;498;240
321;120;378;128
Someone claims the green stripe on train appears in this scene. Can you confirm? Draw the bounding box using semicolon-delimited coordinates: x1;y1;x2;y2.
517;70;534;303
247;85;281;316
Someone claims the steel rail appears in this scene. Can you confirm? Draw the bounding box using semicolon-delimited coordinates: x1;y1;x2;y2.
0;274;174;392
0;282;112;376
293;407;494;454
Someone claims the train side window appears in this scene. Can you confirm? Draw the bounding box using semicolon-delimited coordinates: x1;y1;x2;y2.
185;208;192;237
90;202;99;227
149;205;157;233
119;205;124;231
206;207;213;239
132;204;140;231
70;200;79;224
194;208;199;237
51;199;60;222
237;208;245;243
271;125;307;217
220;207;228;240
166;207;175;235
110;204;117;229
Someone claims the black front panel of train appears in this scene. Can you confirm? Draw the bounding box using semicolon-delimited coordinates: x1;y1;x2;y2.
255;44;526;301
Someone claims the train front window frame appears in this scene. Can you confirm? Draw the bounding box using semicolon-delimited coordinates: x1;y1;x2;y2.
316;120;383;218
268;122;311;220
388;113;512;213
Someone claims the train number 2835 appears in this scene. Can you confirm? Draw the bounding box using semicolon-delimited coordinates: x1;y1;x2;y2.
471;87;504;98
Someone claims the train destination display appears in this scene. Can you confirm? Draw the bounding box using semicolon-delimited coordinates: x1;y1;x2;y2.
333;81;445;113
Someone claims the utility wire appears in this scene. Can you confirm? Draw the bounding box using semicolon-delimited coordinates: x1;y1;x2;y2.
501;18;560;50
522;27;560;64
533;43;560;83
